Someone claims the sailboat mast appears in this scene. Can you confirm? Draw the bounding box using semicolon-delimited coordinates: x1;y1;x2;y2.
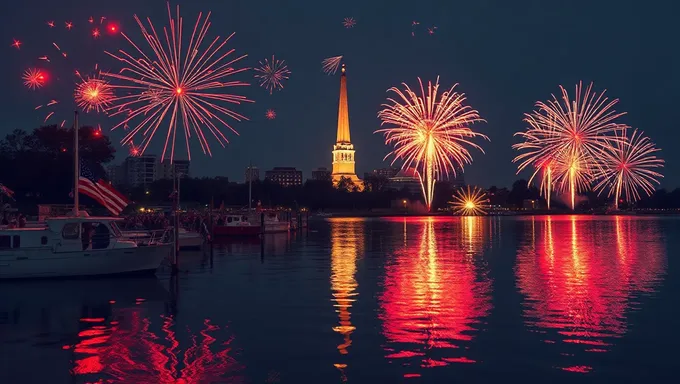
73;111;79;216
248;161;252;211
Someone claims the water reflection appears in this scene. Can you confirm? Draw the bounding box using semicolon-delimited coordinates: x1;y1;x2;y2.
379;217;492;375
72;310;242;383
516;216;667;373
329;218;364;377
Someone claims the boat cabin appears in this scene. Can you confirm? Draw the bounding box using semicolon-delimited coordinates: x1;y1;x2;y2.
0;216;131;253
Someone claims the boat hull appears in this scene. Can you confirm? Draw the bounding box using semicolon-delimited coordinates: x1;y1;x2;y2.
213;225;261;237
0;245;170;280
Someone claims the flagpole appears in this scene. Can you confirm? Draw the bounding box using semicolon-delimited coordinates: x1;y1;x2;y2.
73;111;79;216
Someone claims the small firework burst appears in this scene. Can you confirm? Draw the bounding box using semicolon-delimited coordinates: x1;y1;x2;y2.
75;75;114;113
450;186;489;216
265;109;276;120
128;142;141;156
22;68;47;89
47;21;55;28
92;28;100;38
11;39;21;49
254;55;291;94
65;21;73;30
322;55;343;75
428;26;438;35
343;17;356;28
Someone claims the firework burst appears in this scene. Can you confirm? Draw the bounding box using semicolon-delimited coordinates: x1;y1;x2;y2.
343;17;356;28
514;82;628;210
594;129;663;209
75;74;113;113
22;68;47;89
254;55;290;94
11;39;21;49
265;109;276;120
450;186;489;216
376;77;487;211
322;55;343;75
103;3;252;162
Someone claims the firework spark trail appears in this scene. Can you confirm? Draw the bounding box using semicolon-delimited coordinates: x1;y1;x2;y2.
376;77;487;211
103;3;252;162
450;186;489;216
514;82;628;210
593;129;664;209
254;55;290;94
322;56;343;75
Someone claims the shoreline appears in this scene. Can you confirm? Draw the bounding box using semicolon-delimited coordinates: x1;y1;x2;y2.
311;210;680;218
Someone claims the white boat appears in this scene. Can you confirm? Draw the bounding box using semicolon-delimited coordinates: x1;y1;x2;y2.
0;215;170;279
122;228;204;250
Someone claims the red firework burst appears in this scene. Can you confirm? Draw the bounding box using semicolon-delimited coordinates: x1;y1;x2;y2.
343;17;356;28
103;3;252;162
75;75;113;113
265;109;276;120
22;68;47;89
254;55;290;94
11;39;21;49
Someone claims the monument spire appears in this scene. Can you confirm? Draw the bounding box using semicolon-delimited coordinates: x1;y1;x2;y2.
336;64;350;143
330;63;363;190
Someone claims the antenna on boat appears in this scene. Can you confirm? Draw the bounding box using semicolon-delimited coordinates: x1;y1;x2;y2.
73;111;79;216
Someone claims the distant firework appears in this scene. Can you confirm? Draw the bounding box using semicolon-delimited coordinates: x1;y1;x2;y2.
343;17;356;28
594;129;664;209
265;109;276;120
254;55;290;94
450;186;489;216
377;78;487;211
514;82;628;210
11;39;21;49
22;68;47;89
14;15;115;126
75;75;113;113
103;3;252;163
322;55;343;75
128;142;141;156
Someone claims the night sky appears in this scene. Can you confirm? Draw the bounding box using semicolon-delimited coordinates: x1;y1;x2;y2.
1;0;677;188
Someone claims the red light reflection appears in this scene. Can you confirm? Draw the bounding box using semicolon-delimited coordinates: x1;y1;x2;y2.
516;216;666;373
71;308;243;382
379;217;492;371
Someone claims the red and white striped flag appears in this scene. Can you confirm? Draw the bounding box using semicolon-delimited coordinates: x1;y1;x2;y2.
78;177;129;216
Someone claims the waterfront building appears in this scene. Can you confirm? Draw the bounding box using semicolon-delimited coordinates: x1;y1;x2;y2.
331;64;362;189
265;167;303;187
107;156;191;187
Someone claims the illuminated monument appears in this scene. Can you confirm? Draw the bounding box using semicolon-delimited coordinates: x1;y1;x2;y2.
331;64;363;188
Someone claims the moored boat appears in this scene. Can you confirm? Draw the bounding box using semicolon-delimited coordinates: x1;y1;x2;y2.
212;212;289;237
0;214;170;279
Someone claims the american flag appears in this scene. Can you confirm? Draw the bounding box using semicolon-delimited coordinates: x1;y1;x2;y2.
78;162;129;216
0;183;14;199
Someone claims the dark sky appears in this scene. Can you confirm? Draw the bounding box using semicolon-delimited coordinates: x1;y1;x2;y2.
1;0;677;188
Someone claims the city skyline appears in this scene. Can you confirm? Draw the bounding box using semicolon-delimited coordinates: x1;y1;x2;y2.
0;0;676;188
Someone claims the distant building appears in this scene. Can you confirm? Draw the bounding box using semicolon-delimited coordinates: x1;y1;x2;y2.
367;167;399;179
312;167;331;181
108;156;191;187
386;168;421;194
123;155;157;187
159;159;190;179
245;166;260;182
265;167;303;187
330;64;362;189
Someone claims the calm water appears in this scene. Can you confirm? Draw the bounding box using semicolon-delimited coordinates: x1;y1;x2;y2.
1;216;678;383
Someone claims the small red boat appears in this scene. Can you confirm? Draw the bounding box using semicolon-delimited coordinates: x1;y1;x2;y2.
212;214;261;237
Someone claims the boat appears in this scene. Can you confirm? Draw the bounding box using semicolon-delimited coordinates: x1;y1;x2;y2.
213;212;290;237
212;214;261;237
0;214;170;279
122;227;204;250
